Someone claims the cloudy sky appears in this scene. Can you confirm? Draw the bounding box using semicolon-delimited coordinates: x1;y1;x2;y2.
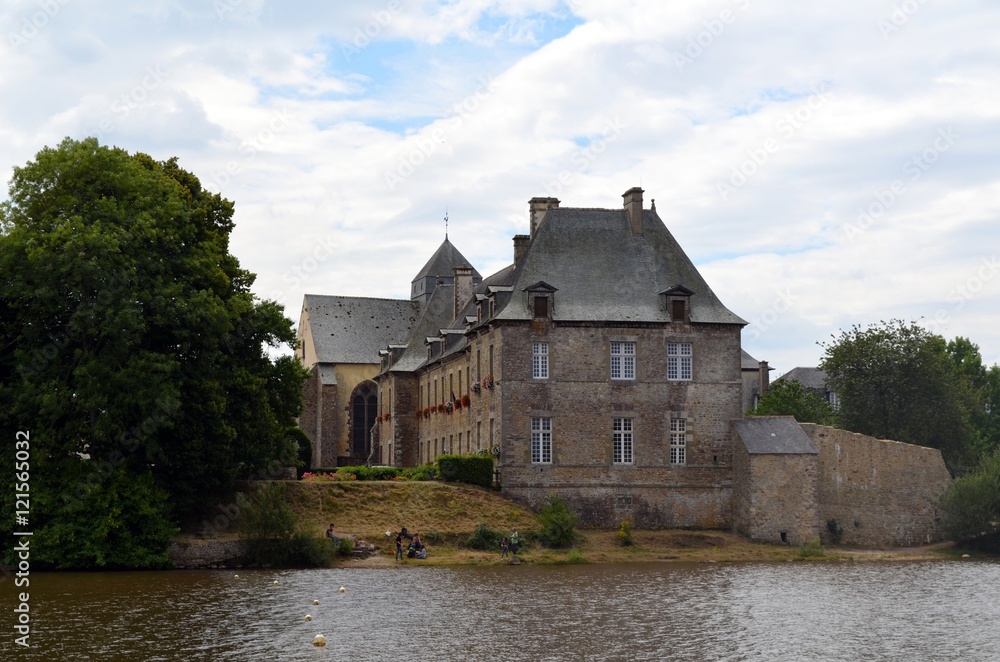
2;0;999;375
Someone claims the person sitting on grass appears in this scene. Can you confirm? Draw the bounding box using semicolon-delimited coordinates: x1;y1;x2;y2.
408;533;427;559
325;523;340;546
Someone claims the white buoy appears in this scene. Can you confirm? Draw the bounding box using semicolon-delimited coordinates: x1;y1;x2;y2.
273;580;279;585
234;575;239;579
962;554;971;558
313;599;320;605
305;615;312;621
313;634;327;647
339;586;346;593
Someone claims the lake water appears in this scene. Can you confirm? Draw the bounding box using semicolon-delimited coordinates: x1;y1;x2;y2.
3;561;999;661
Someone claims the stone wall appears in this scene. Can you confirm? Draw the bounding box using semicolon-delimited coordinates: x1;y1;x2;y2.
801;424;952;547
168;541;247;569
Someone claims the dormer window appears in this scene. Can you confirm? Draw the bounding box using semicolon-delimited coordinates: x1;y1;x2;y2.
660;285;694;323
534;296;549;318
523;281;558;320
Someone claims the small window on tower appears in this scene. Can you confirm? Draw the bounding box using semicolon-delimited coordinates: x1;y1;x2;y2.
534;296;549;318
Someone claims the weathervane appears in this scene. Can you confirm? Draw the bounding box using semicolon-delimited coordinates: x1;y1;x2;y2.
444;208;449;239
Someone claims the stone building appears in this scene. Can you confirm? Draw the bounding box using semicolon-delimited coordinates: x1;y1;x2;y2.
296;187;952;544
295;239;479;467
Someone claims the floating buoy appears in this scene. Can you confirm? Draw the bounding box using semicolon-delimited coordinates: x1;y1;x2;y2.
313;634;326;647
962;554;971;558
234;575;239;579
305;615;312;621
273;580;279;585
313;599;319;605
339;586;346;593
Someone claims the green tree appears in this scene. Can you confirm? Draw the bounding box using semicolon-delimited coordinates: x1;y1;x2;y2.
0;138;306;568
749;378;837;425
819;320;977;471
942;446;1000;551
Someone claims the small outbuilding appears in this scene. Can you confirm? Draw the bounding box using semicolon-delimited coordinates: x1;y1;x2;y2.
732;417;819;545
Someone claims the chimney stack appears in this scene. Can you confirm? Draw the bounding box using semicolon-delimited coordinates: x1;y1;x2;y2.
528;197;560;237
623;187;644;235
513;234;530;266
758;360;770;398
453;266;474;319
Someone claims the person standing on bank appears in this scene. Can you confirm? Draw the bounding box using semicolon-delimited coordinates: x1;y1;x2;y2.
395;531;404;561
510;529;519;557
500;536;509;559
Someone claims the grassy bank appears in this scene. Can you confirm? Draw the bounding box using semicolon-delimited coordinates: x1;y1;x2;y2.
265;481;956;566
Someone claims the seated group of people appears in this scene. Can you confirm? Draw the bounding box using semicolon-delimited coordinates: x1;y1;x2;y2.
407;533;427;559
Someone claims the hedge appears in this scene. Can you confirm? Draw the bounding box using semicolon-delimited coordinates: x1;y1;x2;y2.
436;454;494;488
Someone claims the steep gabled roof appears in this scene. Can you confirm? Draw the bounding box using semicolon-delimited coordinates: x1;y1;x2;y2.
412;237;481;283
492;207;746;324
733;417;819;454
302;294;418;365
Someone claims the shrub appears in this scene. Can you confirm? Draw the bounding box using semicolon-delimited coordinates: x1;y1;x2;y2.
943;447;1000;552
617;520;634;546
467;522;504;550
437;454;494;487
400;464;438;481
798;537;825;558
286;427;312;477
538;495;577;548
237;483;335;567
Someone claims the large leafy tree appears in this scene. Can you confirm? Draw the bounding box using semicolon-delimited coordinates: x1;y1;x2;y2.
749;378;837;425
819;320;977;472
0;138;306;567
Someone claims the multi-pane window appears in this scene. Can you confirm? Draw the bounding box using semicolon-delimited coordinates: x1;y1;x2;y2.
610;341;636;380
670;418;687;465
532;342;549;379
531;417;552;464
613;418;634;464
667;342;693;381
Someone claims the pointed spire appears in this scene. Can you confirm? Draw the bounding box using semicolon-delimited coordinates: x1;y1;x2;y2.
444;208;449;239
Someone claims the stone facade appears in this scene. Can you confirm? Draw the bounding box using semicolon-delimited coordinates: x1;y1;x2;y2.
802;424;952;547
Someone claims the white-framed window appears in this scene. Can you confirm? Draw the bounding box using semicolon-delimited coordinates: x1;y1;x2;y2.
531;417;552;464
532;341;549;379
610;341;636;380
670;418;687;465
613;418;634;464
667;342;692;381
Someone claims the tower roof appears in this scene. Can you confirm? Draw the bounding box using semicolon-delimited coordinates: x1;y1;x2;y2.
412;237;481;284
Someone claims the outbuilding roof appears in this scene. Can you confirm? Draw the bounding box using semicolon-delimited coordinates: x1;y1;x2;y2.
733;417;819;454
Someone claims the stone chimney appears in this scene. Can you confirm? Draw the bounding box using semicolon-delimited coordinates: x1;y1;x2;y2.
623;187;644;235
513;234;530;266
529;197;560;237
758;360;770;397
453;266;475;319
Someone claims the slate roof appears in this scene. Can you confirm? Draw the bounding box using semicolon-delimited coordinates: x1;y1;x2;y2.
384;285;461;373
491;207;746;324
741;349;762;371
733;417;819;454
780;367;829;390
412;237;481;282
302;294;418;365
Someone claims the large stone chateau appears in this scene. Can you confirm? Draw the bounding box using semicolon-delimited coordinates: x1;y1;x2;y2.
297;188;952;546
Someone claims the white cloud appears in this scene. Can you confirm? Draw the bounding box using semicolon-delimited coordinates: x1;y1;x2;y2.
2;0;999;369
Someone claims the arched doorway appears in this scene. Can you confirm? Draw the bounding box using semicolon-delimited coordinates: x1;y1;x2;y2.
349;381;378;459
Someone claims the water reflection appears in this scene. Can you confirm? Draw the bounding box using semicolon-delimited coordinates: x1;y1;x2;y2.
3;561;999;661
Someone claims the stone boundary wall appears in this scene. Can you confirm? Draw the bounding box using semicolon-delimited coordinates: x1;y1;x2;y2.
801;424;952;548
